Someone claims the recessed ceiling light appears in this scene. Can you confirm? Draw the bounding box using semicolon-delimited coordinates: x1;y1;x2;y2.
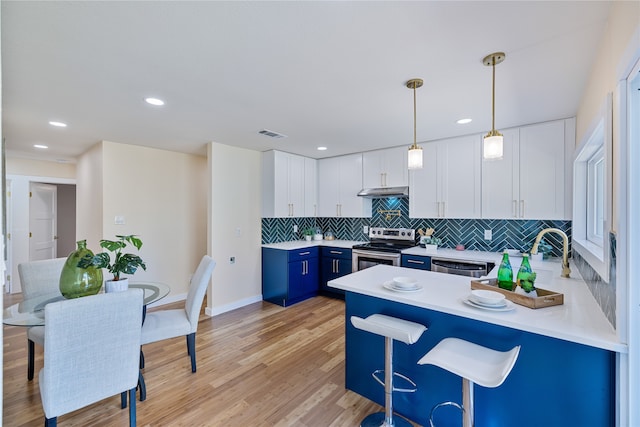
34;144;48;149
317;146;328;151
49;121;67;127
457;118;472;124
145;97;165;106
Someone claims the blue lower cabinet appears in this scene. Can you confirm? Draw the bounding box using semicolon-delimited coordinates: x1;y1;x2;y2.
262;247;319;307
401;254;431;270
320;247;352;297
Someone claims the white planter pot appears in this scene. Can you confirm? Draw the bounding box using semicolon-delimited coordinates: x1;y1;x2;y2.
304;235;312;241
425;244;438;254
105;278;129;293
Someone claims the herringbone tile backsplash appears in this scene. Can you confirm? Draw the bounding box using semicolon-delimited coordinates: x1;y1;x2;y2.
262;198;572;258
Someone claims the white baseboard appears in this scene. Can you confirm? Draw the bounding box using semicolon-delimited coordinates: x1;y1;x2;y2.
205;294;263;317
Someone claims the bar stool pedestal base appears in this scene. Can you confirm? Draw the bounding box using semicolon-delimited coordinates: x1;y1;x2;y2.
361;411;414;427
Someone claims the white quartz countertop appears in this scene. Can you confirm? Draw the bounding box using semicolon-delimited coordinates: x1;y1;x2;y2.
329;263;625;353
262;240;365;250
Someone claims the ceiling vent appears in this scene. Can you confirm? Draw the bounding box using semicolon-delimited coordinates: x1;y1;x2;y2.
258;129;287;139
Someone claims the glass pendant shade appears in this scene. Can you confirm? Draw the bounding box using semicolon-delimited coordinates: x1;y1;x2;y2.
483;133;504;160
408;145;423;169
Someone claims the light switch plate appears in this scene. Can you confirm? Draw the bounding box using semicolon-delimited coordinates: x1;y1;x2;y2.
114;215;125;225
363;225;369;234
484;229;492;240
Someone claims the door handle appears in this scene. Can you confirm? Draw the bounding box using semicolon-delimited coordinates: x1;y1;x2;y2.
520;200;525;218
512;200;518;218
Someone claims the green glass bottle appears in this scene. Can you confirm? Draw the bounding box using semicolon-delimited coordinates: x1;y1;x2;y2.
516;253;537;293
497;250;513;290
59;240;103;298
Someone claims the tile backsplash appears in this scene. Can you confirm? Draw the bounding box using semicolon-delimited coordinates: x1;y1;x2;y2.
262;198;620;329
572;232;616;328
262;198;571;258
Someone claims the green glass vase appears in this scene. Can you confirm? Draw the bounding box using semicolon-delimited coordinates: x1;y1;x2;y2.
59;240;103;298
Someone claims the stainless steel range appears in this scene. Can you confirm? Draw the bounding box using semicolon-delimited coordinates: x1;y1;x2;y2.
352;227;416;272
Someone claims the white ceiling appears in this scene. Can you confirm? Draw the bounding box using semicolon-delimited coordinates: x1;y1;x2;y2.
1;1;611;163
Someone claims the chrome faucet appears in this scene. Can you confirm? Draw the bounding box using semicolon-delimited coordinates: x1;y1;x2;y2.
531;228;571;278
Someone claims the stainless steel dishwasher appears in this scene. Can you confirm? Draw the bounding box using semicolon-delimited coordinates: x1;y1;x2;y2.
430;257;495;278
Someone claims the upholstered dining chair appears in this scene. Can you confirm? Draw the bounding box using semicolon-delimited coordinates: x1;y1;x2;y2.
39;289;144;427
17;257;67;380
141;255;216;372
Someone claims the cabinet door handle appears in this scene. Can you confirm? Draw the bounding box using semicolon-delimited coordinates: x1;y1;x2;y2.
441;201;445;217
512;200;518;218
407;259;425;265
305;260;308;275
298;251;311;256
330;250;342;254
336;204;340;217
333;259;338;273
520;200;525;218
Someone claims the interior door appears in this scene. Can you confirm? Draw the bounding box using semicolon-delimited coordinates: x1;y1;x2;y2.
29;182;57;261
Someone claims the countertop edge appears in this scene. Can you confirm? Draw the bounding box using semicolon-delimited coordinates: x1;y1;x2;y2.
329;265;626;354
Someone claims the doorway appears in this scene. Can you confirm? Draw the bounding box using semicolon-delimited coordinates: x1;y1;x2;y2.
5;177;76;293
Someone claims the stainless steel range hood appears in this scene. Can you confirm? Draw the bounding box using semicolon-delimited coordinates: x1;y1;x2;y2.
357;186;409;198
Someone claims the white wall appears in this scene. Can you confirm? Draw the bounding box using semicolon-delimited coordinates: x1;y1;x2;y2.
5;157;75;179
96;141;207;297
207;142;262;315
76;143;104;248
576;1;639;231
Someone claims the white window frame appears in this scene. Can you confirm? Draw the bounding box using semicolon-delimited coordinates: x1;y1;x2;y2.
572;93;612;282
586;145;605;246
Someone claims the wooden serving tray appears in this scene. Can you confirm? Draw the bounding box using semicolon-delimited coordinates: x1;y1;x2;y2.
471;278;564;309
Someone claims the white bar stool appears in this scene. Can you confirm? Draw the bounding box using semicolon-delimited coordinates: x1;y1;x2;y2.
417;337;520;427
351;314;428;427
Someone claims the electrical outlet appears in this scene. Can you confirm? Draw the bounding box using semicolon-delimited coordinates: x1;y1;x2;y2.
293;225;298;233
484;229;492;240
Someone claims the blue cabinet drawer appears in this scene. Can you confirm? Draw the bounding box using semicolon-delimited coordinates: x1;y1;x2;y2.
288;246;319;262
401;254;431;270
320;246;352;260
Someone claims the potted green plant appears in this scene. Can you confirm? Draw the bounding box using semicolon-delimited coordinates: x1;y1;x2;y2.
302;227;314;241
78;234;146;292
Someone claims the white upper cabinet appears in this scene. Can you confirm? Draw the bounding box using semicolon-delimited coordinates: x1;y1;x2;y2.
304;157;318;217
362;146;408;188
409;134;482;218
262;150;315;218
482;119;569;219
318;153;371;218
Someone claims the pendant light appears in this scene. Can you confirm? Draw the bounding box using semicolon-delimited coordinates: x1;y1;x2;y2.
483;52;506;160
407;78;424;169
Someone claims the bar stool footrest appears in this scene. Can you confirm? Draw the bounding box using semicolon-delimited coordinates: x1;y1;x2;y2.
429;401;465;427
372;369;418;393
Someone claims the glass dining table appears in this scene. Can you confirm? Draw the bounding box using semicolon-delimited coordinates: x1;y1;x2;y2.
3;281;170;402
3;282;171;327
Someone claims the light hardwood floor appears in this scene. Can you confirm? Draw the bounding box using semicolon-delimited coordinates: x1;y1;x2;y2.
4;294;420;426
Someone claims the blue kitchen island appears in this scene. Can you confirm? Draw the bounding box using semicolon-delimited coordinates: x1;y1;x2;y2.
329;264;625;427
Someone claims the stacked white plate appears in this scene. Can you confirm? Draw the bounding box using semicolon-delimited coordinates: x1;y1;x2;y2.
383;276;422;292
465;289;515;311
